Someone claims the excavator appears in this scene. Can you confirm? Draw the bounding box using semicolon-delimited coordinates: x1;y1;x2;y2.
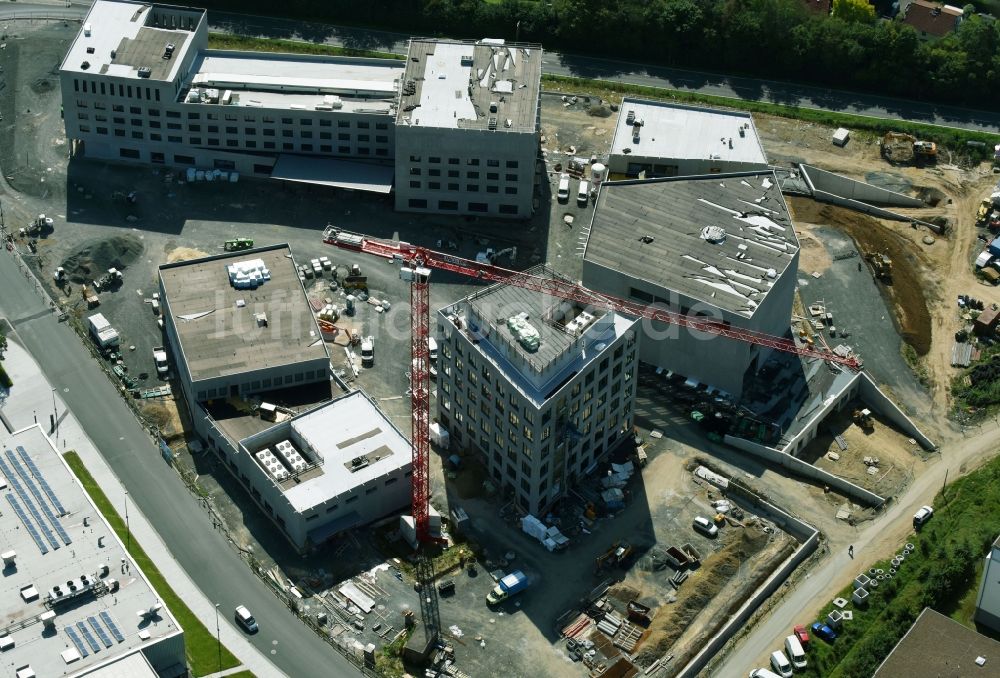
853;408;874;433
595;541;633;573
865;251;892;282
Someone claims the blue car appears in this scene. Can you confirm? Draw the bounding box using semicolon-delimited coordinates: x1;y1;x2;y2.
811;622;837;642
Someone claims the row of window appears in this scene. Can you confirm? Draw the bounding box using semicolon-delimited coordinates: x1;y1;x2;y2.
75;98;390;129
408;181;518;194
409;169;518;182
105;133;387;156
407;198;520;214
409;155;518;169
74;79;161;102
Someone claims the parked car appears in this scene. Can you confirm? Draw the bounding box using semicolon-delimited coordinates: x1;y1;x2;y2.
693;515;719;538
784;634;807;669
811;621;837;642
234;605;258;633
913;505;934;528
770;650;793;678
748;670;782;678
793;623;810;646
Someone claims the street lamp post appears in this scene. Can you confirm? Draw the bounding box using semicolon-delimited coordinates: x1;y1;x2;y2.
214;603;222;670
124;490;130;550
51;388;59;439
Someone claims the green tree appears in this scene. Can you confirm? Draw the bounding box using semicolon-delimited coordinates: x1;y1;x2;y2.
832;0;876;23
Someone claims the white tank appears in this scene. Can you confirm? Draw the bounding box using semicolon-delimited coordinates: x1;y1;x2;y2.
591;162;607;187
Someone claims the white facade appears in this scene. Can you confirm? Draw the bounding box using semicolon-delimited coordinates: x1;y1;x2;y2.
976;535;1000;632
201;392;412;551
60;2;542;218
435;270;640;515
608;98;768;178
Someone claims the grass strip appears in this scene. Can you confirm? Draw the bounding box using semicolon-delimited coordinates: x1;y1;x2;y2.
208;33;404;60
541;73;1000;159
63;451;244;677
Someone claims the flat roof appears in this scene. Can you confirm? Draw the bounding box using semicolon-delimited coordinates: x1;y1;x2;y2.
397;38;541;132
585;172;799;318
441;266;637;406
0;426;181;677
243;391;412;513
186;51;403;111
159;245;329;384
62;1;202;80
271;155;395;194
873;608;1000;677
610;98;767;166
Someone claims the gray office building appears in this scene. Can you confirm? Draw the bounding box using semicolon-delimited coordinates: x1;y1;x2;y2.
60;1;542;218
394;38;543;218
436;267;640;515
583;172;799;397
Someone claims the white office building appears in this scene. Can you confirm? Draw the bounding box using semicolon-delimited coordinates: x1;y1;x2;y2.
436;267;640;515
60;1;542;217
607;98;768;178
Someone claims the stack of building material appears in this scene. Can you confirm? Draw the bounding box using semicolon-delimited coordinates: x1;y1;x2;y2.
613;621;642;653
596;612;621;638
227;258;271;289
507;312;540;352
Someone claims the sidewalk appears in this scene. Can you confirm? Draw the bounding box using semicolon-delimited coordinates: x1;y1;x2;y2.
0;330;286;678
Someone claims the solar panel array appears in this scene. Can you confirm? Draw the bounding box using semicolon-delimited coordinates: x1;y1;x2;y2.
5;450;71;546
77;620;101;653
100;611;126;643
65;625;89;657
5;494;48;554
16;445;67;514
88;616;113;648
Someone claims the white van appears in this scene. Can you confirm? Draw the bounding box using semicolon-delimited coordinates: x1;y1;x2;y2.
784;635;807;669
770;650;793;678
556;174;570;202
577;179;590;206
234;605;258;633
748;670;782;678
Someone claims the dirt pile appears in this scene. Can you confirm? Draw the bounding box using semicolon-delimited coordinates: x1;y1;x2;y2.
166;246;211;263
61;236;144;283
787;197;932;355
635;528;770;667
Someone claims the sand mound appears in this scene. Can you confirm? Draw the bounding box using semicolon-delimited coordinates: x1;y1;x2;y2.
166;247;211;263
61;235;143;284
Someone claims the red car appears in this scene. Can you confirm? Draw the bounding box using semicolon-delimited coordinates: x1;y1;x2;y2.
793;624;810;646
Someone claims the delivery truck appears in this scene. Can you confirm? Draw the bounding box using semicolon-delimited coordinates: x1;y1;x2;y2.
487;570;528;605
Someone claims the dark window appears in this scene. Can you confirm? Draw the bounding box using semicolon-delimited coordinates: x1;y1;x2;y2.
226;126;237;134
487;186;499;194
429;169;441;177
96;127;108;135
448;170;459;178
506;160;519;168
301;144;313;151
244;127;255;135
283;142;293;150
376;122;388;130
189;124;201;132
168;135;182;143
149;132;160;140
149;120;161;128
358;134;369;142
469;202;488;213
338;145;350;153
226;139;238;147
506;173;518;181
214;159;236;170
263;129;275;136
320;144;332;152
253;163;271;174
167;122;181;130
487;172;499;180
148;109;160;117
357;121;369;129
466;184;479;192
246;140;256;148
467;158;480;166
376;148;388;156
505;186;518;195
112;105;124;113
467;171;480;179
301;131;313;139
500;204;518;215
166;110;180;118
283;130;294;138
439;200;458;210
300;118;312;126
487;159;500;167
187;112;200;120
114;129;125;137
264;141;276;149
130;106;141;115
208;125;218;132
429;157;441;163
131;131;143;139
320;132;332;140
282;117;293;124
448;183;459;191
409;198;427;208
207;138;219;146
429;182;441;190
338;133;350;141
319;119;332;127
338;120;350;128
79;125;91;133
151;151;165;163
127;86;133;98
189;137;201;145
409;180;421;189
376;135;388;143
448;158;459;165
119;148;140;159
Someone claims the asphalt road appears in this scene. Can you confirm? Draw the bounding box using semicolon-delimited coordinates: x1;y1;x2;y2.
0;254;358;678
5;1;1000;134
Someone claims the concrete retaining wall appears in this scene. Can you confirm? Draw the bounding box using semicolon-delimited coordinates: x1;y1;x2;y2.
799;164;924;207
810;190;945;234
674;482;820;678
859;372;936;450
724;434;885;507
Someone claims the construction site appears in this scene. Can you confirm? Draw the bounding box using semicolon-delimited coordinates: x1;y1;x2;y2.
4;12;1000;678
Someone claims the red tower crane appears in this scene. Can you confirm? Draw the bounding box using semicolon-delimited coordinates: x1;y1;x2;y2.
324;226;861;542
